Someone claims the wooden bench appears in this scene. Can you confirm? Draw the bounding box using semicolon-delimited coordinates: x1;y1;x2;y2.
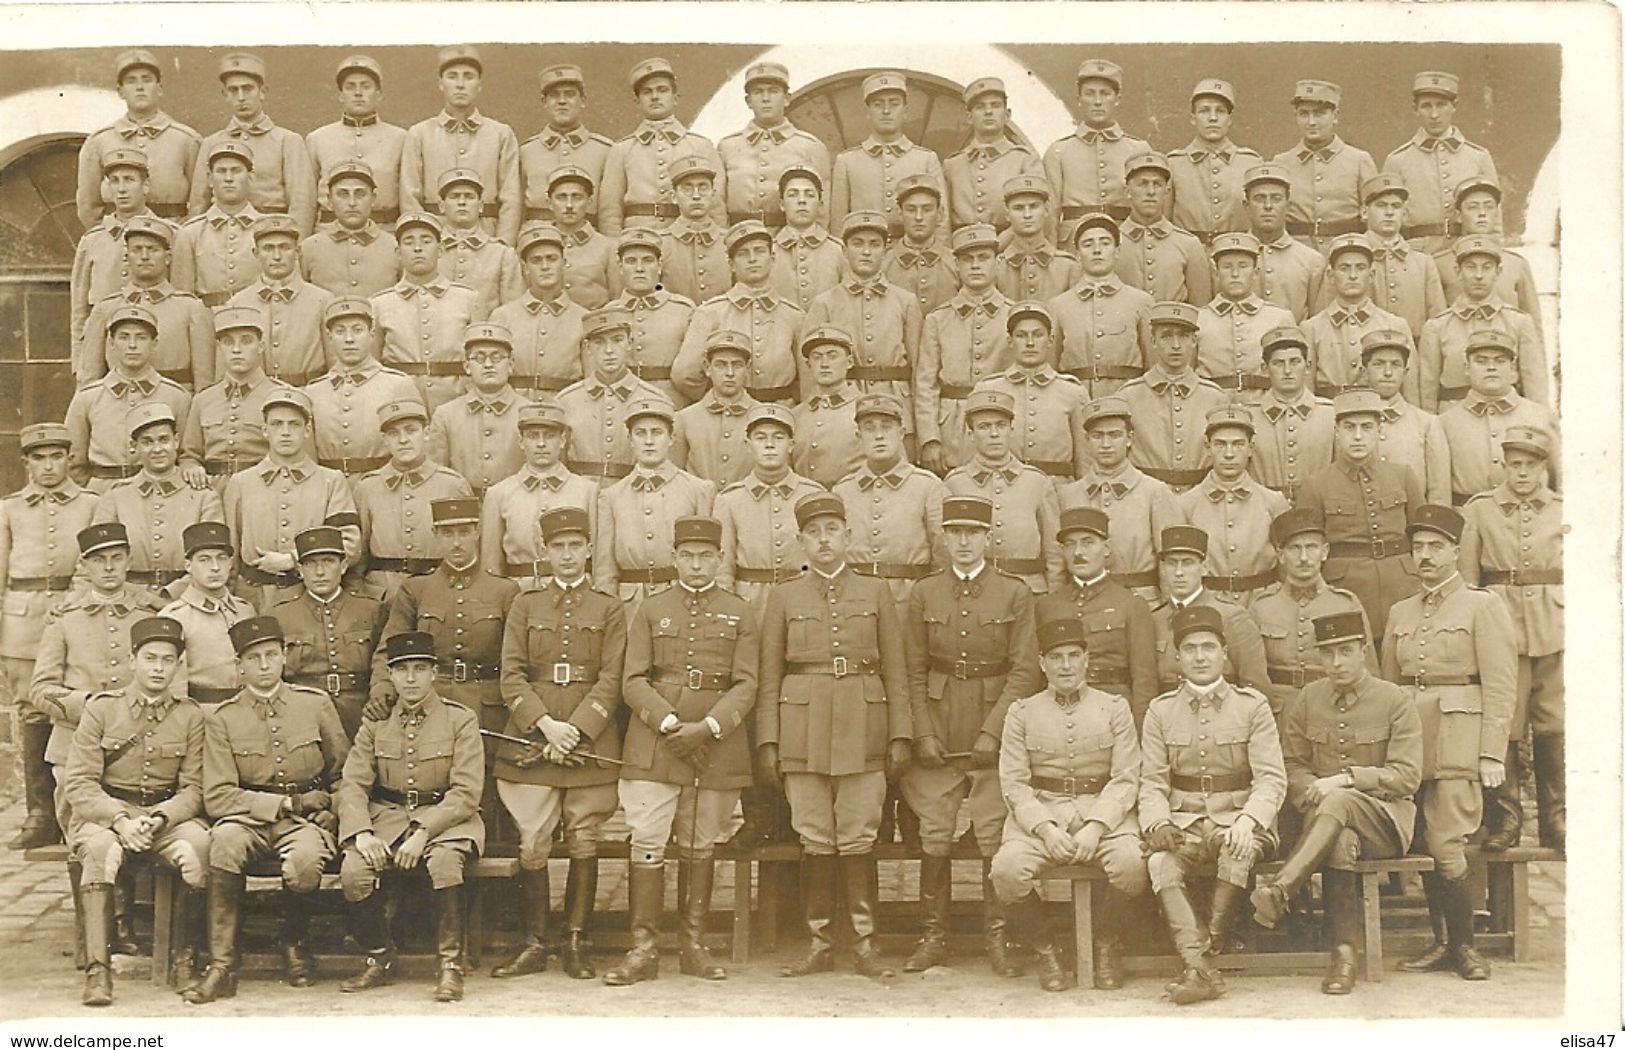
1478;846;1564;963
25;843;180;987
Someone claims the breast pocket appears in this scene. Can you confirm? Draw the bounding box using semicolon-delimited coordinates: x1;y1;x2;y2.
1212;725;1252;768
202;418;265;450
344;631;374;663
786;611;822;655
837;601;879;651
525;621;560;663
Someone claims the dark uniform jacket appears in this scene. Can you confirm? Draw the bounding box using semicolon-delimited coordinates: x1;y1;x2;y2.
64;690;205;831
1035;573;1158;723
271;585;390;719
335;693;484;848
202;682;350;823
1150;590;1271;698
377;564;520;731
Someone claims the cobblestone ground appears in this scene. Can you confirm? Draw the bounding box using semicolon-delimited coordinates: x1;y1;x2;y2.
0;801;1563;1021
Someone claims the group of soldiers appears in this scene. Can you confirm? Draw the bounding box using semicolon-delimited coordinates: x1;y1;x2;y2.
0;45;1565;1009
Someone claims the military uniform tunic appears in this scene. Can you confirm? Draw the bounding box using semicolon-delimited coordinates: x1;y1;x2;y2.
609;289;694;402
172;205;265;306
64;372;193;488
91;472;223;588
298;224;401;299
1116;218;1213;306
1434;246;1544;337
1195;295;1297;400
833;461;949;604
158;585;256;703
973;366;1090;480
672;394;760;486
1246;579;1372;714
30;587;165;766
479;465;598;585
76;112;202;227
1417;297;1549;411
401;110;522;244
1045;276;1154;395
1042;123;1152;236
554;371;670;483
1370;236;1448;341
182;373;296;481
1382;129;1499;249
829;137;945;236
1304;300;1410;398
370;277;485;411
0;482;99;687
883;242;961;318
427;388;525;493
303;361;422;475
916;291;1015;467
1249;391;1335;499
943;458;1062;594
353;462;473;594
79;283;216;387
804;277;922;416
1373;394;1451;504
306;117;407;220
70;209;165;346
598;119;728;236
437;232;523;317
770;226;848;314
1438;393;1561;504
943;139;1043;233
714;471;824;607
222;457;359;598
519;126;613;223
718;121;831;226
792;386;865;489
271;585;388;739
190;117;317;235
1116;367;1230;490
225;278;336;387
659;221;732;306
1179;473;1291;602
1294;457;1422;640
1035;572;1159;722
1253;233;1328;323
488;292;588;398
1168;140;1260;241
1056;465;1181;595
674;286;804;404
1149;592;1271;698
592;463;716;603
995;241;1080;304
1269;138;1378;251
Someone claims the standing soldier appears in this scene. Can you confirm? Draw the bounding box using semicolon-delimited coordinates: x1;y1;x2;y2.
943;77;1043;236
792;327;865;488
1149;526;1270;696
972;301;1091;480
608;227;691;401
435;169;524;316
78;217;215;388
1434;178;1544;333
1244;163;1328;323
303;297;421;479
1043;59;1151;236
401;46;521;245
719;61;830;228
557;307;670;485
157;523;256;707
996;176;1080;303
64;307;193;492
1117;152;1212;306
354;400;471;599
1361;174;1448;342
71;149;163;353
917;224;1015;473
426;323;526;494
1460;426;1564;852
771;166;848;314
1;424;98;849
371;212;485;411
63;616;209;1007
883;175;960;318
269;526;388;738
672;331;760;486
674;221;805;404
520;65;614;227
1195;233;1297;403
944;390;1063;594
1437;331;1560;505
757;492;912;979
806;211;922;419
1270;81;1377;253
299;164;401;299
1249;325;1335;501
1179;407;1291;605
172;142;264;306
480;400;598;588
1168;79;1259;244
188;53;314;234
1382;72;1500;252
715;404;823;605
184;616;349;1003
599;58;726;235
835;393;949;599
829;72;946;238
1418;236;1549;412
991;616;1147;992
1382;504;1516;982
336;631;485;1001
659;157;731;309
1117;301;1230;492
1361;329;1451;502
1139;604;1286;1004
1249;610;1422;995
225;217;336;387
1047;215;1153;397
76;49;200;228
306;56;406;227
491;507;626;981
493;222;590;399
900;496;1041;976
1303;234;1408;398
1295;389;1424;640
605;516;759;986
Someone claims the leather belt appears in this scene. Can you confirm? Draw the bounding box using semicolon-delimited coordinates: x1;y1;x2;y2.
1266;481;1304;501
6;575;75;592
849;561;931;580
992;557;1045;576
1481;568;1562;586
522;206;556;222
392;361;467;377
1030;773;1108;795
938;382;974;400
567;460;632;479
649;666;735;691
1329;539;1407;559
539;662;597;685
1113;569;1159;589
1268;665;1324;688
289;671;367;694
1027;459;1074;478
259;205;290;215
438;659;499;683
630;364;673;381
747;381;799;403
317;207;399;225
618;566;677;585
1436;384;1470;404
476;203;500;218
849;365;913;383
623;203;681;220
1450;492;1475;507
189;683;240;704
1203;570;1277;592
104;783;177;806
503;559;552;578
1398;673;1481;687
368;555;441;575
1141;466;1209;487
89;463;142;480
241;777;321;795
733;565;803;584
319;455;389;473
1208;372;1271;392
158;367;194;386
127;568;187;587
238;561;300;588
511;374;570;393
149;203;188;219
1170;771;1252;793
1061;204;1129;221
928;655;1010;680
1285;218;1363;238
199;291;231;308
1063;365;1143;382
1313;382;1350;400
1086;668;1129;686
268;369;320;388
729;209;786;227
1401;222;1452;239
203;456;257;475
786;658;881;678
371;785;447;807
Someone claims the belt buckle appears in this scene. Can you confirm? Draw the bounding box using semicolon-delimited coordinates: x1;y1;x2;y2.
953;658;969;680
1060;776;1077;795
325;672;341;695
1504;569;1521;586
553;662;573;686
832;656;849;679
404;789;419;807
1414;673;1428;689
1199;774;1215;794
687;667;704;691
1292;667;1307;688
453;659;469;683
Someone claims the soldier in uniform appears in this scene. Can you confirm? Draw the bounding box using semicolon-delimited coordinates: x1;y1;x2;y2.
1358;331;1448;500
157;522;256;707
944;390;1062;594
306;56;406;227
1270;80;1377;253
65;306;193;492
829;72;946;238
719;61;831;229
898;496;1041;976
1168;78;1260;244
62;615;209;1007
1435;177;1544;333
75;49;200;228
1043;58;1151;235
1243;163;1328;323
943;77;1043;235
917;224;1014;472
806;211;922;419
792;326;865;488
1437;330;1560;505
184;616;349;1002
304;297;422;479
605;516;758;986
996;175;1081;303
401;46;521;245
426;323;526;494
178;308;293;489
78;217;214;388
972;301;1091;480
371;212;485;411
609;227;692;401
1418;236;1549;412
71;149;164;352
659;156;732;306
1249;610;1422;995
519;65;614;227
1117;151;1212;306
1116;301;1231;490
172;141;264;307
991;616;1148;992
1;424;99;849
1382;504;1517;982
1178;406;1291;605
1383;72;1501;252
269;526;388;738
599;57;727;235
771;166;848;314
435;169;524;316
1249;325;1335;500
1195;233;1296;403
336;631;486;1001
223;215;340;388
480;400;598;588
672;330;760;486
1046;215;1153;398
188;53;315;235
300;163;402;299
1059;396;1182;602
674;221;805;404
1460;426;1564;852
883;175;960;317
491;507;626;981
715;404;823;606
557;307;670;486
493;222;589;399
1149;525;1270;696
757;492;912;979
1361;174;1448;342
354;399;472;598
1304;234;1408;398
1296;389;1424;640
1139;604;1286;1004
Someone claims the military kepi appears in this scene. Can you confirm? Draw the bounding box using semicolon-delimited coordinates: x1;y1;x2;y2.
431;497;481;527
1037;617;1089;654
131;615;186;654
941;496;994;530
182;521;233;557
229;615;285;655
1171;604;1226;646
673;516;723;548
1056;506;1109;540
1406;504;1465;543
540;506;590;542
78;522;130;556
1312;611;1367;647
1158;525;1209;559
794;492;845;529
294;526;346;561
385;631;437;665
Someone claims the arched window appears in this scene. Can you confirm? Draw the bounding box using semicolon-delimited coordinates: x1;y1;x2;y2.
787;69;1038;160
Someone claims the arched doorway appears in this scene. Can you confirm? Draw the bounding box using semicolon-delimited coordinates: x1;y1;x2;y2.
786;69;1037;160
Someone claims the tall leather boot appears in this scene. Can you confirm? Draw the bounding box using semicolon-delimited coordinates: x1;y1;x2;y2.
678;858;726;980
981;861;1023;978
903;855;951;972
841;853;893;978
1250;814;1347;928
780;853;836;977
1158;885;1224;1004
1013;891;1071;992
434;883;467;1002
604;861;664;985
112;872;140;956
560;858;598;979
183;871;242;1004
282;890;317;987
1481;743;1524;851
68;861;88;971
725;788;768;848
338;888;395;993
1092;884;1127;990
169;884;206;993
1441;874;1490;980
1205;880;1245;956
491;867;551;977
1533;732;1566;852
1398;872;1453;972
81;884;115;1007
1319;869;1359;995
8;720;61;849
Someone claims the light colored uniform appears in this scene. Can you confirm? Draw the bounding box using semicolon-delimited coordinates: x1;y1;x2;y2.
1178;474;1290;604
943;139;1042;233
659;221;731;306
592;463;716;606
804;277;921;419
1045;276;1153;396
833;461;948;604
298;224;400;299
370;276;485;410
673;286;804;404
559;224;621;310
770;226;848;314
554;372;670;484
1253;233;1327;323
189;117;316;234
489;292;589;398
427;387;525;493
172;205;265;306
792;387;864;489
64;372;193;490
1116;367;1230;491
829;137;945;236
1369;236;1448;341
718;121;830;226
1437;392;1561;504
1382;129;1499;250
916;291;1015;468
971;366;1090;480
352;461;472;596
76;113;201;228
598;120;727;236
1168;140;1260;241
79;284;215;387
157;585;256;703
1194;295;1297;401
90;473;223;589
479;465;597;587
713;471;823;608
995;241;1080;303
942;458;1062;594
1056;465;1180;597
1269;138;1378;252
1042;123;1151;238
1246;580;1372;715
883;242;961;318
1303;300;1410;398
1249;391;1335;499
221;457;359;603
0;483;98;705
1374;394;1453;505
401;111;522;244
306;118;407;220
304;362;423;476
1417;298;1548;411
1116;218;1212;306
70;210;166;347
224;279;336;386
437;231;523;317
672;394;760;487
519;126;613;224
